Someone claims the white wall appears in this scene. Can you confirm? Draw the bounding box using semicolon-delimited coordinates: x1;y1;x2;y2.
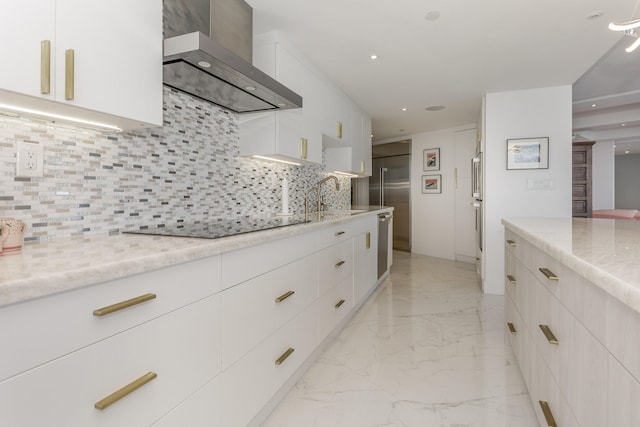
592;141;615;209
484;86;572;294
410;125;476;260
615;153;640;209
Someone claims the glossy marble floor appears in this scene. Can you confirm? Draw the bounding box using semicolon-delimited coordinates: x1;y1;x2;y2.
262;251;539;427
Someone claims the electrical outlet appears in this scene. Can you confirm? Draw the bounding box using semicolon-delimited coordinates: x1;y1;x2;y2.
16;141;44;177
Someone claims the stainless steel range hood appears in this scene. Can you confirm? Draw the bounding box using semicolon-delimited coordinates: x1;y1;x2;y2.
163;0;302;113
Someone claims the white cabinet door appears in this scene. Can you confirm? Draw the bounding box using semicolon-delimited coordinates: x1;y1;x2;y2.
322;82;350;145
354;229;378;304
301;66;323;164
361;112;373;176
0;0;55;98
55;0;162;126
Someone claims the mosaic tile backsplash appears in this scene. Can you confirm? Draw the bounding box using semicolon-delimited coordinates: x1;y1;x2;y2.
0;87;350;242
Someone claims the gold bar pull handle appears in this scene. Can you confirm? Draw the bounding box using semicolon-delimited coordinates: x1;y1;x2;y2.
507;322;517;335
335;231;345;236
93;293;156;317
335;299;346;309
275;290;295;303
275;347;295;366
40;40;51;94
539;401;558;427
539;324;559;345
337;121;343;139
95;372;157;410
360;160;365;174
300;138;308;159
506;239;517;247
335;260;346;268
507;275;517;284
539;268;559;281
365;232;371;249
65;49;74;100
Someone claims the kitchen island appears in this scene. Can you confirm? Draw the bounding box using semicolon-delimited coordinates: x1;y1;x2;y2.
0;207;392;427
502;217;640;427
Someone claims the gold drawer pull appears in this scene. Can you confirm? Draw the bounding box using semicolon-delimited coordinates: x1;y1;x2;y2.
275;290;295;303
539;324;559;345
539;400;557;427
335;299;346;309
95;372;157;410
275;347;295;366
366;232;371;249
507;322;517;335
300;138;308;159
507;275;517;284
335;260;346;268
539;268;559;281
335;231;345;236
40;40;51;94
93;293;156;317
65;49;74;100
506;239;517;247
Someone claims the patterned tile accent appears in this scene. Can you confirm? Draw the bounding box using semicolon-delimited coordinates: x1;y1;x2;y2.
0;87;350;242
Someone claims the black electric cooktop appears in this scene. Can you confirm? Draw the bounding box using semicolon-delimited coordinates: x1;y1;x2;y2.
123;217;309;239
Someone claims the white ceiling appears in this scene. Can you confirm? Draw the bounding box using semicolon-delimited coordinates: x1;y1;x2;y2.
246;0;639;144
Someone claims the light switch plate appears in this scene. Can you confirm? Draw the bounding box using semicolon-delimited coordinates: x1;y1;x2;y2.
16;141;44;177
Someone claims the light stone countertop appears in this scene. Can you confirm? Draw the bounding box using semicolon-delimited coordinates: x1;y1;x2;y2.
502;217;640;314
0;207;393;308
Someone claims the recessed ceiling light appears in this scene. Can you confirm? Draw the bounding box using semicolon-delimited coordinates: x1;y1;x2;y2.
402;107;407;111
591;104;597;108
586;11;603;20
425;11;441;21
197;61;211;68
625;150;630;154
621;123;626;126
370;54;378;60
426;105;446;111
613;144;617;148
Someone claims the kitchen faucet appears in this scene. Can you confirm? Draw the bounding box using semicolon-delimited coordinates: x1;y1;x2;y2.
305;175;340;219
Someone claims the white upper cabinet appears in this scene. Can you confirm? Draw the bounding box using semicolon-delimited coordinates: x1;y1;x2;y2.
0;0;163;130
321;82;351;146
240;34;322;165
325;104;373;177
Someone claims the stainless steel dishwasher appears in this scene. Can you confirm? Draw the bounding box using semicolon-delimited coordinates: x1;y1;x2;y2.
377;212;392;278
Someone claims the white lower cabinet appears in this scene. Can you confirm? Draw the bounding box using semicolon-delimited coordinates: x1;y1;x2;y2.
151;375;223;427
354;225;377;305
0;293;222;427
318;275;354;342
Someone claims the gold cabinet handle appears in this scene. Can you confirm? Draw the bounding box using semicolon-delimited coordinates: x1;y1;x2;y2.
360;160;365;174
95;372;157;410
335;231;345;236
93;293;157;317
365;232;371;249
300;138;308;159
335;299;346;309
539;324;559;345
539;268;559;281
539;401;558;427
335;260;346;268
275;347;295;366
506;239;517;247
65;49;74;100
40;40;51;94
337;121;343;139
507;275;517;284
275;290;295;303
507;322;517;335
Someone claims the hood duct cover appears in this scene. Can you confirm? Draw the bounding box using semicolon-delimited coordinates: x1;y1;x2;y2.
163;0;302;113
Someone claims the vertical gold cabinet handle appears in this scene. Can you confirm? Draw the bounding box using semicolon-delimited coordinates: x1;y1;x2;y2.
65;49;74;100
40;40;51;94
335;299;346;309
300;138;308;159
507;322;517;334
507;275;517;284
335;260;346;268
539;324;559;345
337;121;343;139
506;239;516;247
93;293;157;317
275;348;295;365
360;160;365;174
95;372;157;410
539;268;559;281
539;401;558;427
275;290;295;303
366;232;371;249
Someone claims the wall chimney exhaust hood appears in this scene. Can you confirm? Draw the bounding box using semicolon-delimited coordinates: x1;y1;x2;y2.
163;0;302;113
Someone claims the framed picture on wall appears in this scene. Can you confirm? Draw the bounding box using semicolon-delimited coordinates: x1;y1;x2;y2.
421;175;441;194
423;148;440;171
506;137;549;170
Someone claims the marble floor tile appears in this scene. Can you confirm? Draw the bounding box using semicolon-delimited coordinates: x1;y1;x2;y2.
262;252;538;427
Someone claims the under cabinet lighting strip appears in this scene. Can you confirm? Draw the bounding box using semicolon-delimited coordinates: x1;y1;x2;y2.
0;103;122;132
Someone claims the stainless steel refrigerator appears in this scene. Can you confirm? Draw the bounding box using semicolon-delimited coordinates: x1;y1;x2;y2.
369;141;411;252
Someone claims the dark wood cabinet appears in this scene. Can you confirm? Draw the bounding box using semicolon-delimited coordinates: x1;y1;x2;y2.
572;142;595;218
